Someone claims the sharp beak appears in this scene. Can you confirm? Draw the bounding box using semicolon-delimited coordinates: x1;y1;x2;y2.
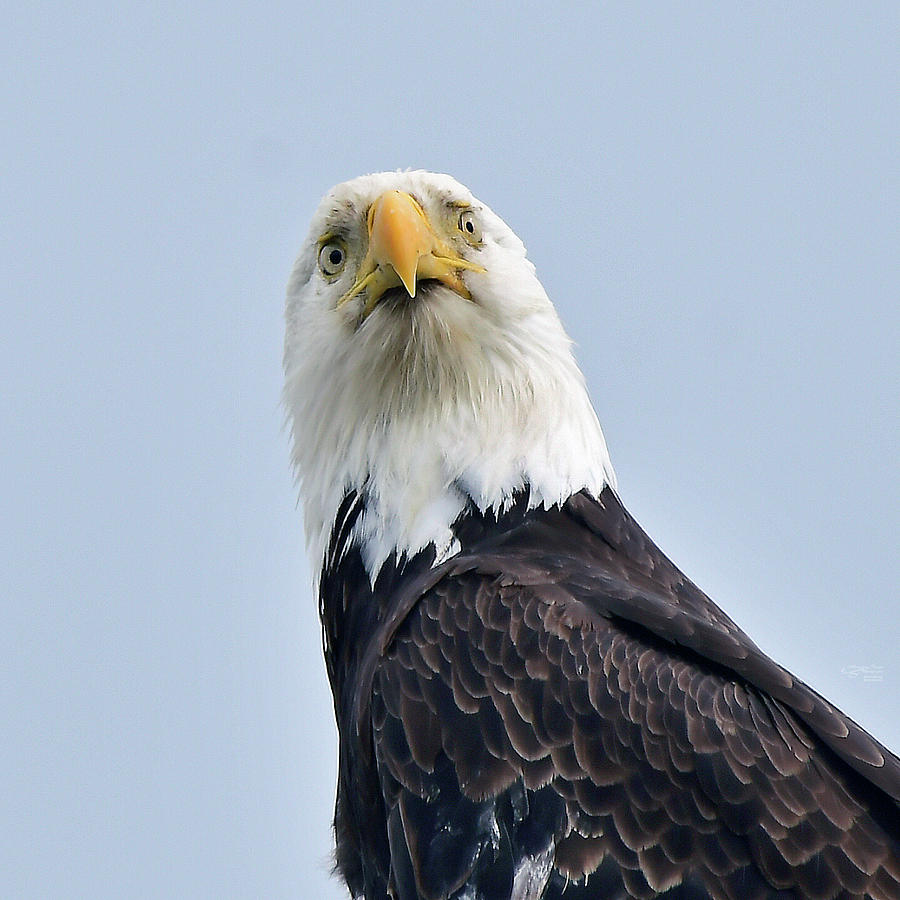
338;190;485;315
368;191;432;297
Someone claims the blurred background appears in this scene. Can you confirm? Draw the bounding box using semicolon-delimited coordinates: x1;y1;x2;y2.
3;3;897;898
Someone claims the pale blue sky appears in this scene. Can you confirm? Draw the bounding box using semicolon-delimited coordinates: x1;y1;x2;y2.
3;4;897;898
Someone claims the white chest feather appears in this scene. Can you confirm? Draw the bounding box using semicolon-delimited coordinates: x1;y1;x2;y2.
286;281;614;581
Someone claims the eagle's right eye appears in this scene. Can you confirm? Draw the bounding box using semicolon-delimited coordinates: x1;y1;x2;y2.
458;209;482;244
318;241;347;278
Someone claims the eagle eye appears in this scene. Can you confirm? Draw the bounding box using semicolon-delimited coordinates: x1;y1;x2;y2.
318;241;347;278
458;210;482;244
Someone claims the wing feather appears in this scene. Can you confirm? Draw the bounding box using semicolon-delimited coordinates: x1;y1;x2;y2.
327;488;898;898
371;554;898;898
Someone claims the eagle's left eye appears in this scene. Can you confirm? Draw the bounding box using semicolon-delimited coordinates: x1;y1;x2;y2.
458;210;482;244
318;241;347;278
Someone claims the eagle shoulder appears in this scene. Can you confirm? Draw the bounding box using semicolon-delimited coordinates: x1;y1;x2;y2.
366;493;900;900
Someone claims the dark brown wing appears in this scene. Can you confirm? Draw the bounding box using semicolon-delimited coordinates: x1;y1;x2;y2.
564;491;900;800
368;490;900;899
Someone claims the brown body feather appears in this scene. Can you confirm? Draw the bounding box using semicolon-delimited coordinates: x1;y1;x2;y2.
320;487;899;900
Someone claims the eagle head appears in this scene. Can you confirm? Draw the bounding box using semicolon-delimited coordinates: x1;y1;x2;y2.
284;171;615;579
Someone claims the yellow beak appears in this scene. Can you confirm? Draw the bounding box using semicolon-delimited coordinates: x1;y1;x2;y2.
338;190;485;315
367;191;432;296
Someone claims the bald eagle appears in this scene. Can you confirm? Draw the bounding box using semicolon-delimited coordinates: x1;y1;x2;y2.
284;172;899;900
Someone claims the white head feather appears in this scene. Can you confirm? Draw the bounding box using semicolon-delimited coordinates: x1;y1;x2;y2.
284;171;615;580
